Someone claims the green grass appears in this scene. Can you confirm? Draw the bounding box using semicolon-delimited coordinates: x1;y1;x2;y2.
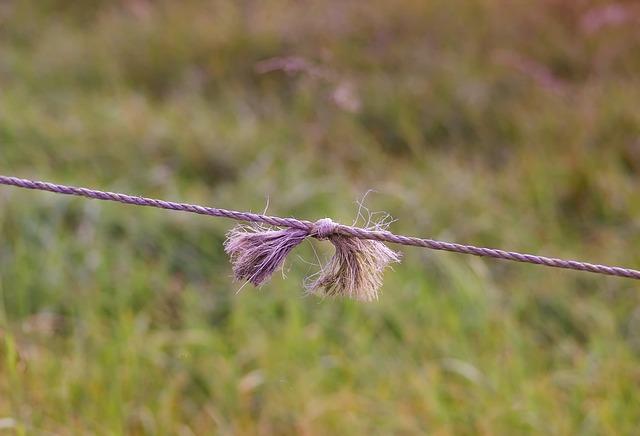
2;0;640;433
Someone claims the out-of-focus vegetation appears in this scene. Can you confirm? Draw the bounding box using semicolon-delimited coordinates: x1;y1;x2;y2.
1;0;640;433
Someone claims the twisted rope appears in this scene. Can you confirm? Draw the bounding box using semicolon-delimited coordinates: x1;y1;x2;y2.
1;174;639;281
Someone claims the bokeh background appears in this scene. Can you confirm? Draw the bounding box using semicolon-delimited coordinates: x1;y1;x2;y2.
2;0;640;434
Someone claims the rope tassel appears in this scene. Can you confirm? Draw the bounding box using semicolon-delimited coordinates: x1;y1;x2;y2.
305;235;401;301
225;218;400;300
224;226;309;286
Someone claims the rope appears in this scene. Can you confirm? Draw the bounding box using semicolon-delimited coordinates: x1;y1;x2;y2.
1;174;639;281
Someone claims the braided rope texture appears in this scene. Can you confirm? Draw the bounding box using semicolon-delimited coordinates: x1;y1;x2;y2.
1;174;639;281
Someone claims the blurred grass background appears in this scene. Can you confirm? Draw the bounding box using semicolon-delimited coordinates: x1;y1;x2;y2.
1;0;640;433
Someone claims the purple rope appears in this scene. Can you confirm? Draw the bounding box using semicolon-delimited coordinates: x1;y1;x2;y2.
1;174;639;281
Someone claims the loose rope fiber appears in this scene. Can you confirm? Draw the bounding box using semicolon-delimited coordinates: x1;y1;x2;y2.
1;175;639;298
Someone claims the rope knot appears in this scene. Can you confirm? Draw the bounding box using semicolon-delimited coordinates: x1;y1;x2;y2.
313;218;338;239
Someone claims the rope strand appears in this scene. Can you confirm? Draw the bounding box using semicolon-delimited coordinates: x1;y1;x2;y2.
1;174;639;282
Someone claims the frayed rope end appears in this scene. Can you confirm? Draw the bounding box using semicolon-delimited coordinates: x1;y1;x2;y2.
305;235;401;301
224;218;400;300
224;226;309;286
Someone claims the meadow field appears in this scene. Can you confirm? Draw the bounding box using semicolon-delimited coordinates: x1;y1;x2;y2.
2;0;640;434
